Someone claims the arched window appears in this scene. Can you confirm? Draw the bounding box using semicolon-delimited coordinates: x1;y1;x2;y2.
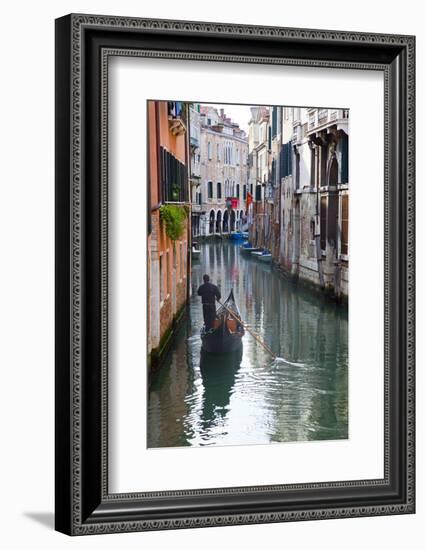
243;185;247;200
207;142;212;160
217;182;222;199
209;210;215;234
236;184;240;198
207;181;213;198
223;210;229;233
216;210;222;233
230;210;236;231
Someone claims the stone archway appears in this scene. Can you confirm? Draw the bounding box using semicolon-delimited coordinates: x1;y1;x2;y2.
240;209;245;229
230;210;236;232
216;210;222;233
328;155;339;186
209;210;215;234
223;210;229;233
326;153;339;249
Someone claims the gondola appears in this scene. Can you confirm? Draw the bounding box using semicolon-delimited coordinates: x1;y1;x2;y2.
200;289;244;353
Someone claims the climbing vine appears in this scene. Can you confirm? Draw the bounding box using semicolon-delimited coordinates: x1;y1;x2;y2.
159;205;187;241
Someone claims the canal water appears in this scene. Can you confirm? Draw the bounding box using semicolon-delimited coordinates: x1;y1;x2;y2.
148;240;348;448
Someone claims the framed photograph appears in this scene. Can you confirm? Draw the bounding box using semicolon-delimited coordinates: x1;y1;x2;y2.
55;14;415;535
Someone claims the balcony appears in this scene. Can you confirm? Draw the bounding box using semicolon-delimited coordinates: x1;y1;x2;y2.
307;108;349;135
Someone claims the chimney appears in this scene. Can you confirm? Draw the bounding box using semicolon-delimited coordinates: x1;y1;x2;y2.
220;108;225;118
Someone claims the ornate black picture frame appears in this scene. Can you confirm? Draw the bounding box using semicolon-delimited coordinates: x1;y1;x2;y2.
55;14;415;535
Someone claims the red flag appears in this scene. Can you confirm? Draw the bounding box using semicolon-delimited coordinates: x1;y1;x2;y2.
246;192;253;209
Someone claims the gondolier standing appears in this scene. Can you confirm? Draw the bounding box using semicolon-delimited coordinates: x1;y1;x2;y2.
197;274;221;330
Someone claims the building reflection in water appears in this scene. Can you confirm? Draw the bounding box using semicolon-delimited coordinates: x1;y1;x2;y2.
148;240;348;448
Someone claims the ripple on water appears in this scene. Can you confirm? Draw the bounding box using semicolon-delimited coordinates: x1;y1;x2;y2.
147;241;348;448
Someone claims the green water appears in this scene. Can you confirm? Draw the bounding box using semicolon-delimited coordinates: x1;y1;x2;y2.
148;240;348;448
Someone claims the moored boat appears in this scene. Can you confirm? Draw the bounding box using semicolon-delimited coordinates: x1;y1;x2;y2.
229;231;246;240
240;242;260;254
201;289;244;353
251;249;272;262
258;251;272;263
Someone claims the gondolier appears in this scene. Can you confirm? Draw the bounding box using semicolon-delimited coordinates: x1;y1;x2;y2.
200;289;244;353
197;274;221;330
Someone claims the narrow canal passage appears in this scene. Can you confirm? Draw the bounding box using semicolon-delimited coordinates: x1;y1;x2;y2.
148;240;348;448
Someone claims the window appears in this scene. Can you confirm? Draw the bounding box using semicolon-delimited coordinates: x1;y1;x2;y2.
310;146;316;188
255;184;262;202
236;148;239;165
294;148;300;189
310;217;316;240
217;182;222;199
279;141;293;179
159;146;188;202
207;142;212;160
217;143;221;161
341;195;349;255
236;184;240;198
207;181;213;199
243;185;247;200
271;106;277;138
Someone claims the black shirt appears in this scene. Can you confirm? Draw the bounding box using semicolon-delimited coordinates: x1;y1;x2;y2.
197;282;221;304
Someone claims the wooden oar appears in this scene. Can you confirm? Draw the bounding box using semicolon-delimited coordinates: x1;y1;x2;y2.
217;299;277;359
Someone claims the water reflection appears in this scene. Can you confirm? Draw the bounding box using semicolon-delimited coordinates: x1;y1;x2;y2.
148;240;348;448
199;349;242;441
